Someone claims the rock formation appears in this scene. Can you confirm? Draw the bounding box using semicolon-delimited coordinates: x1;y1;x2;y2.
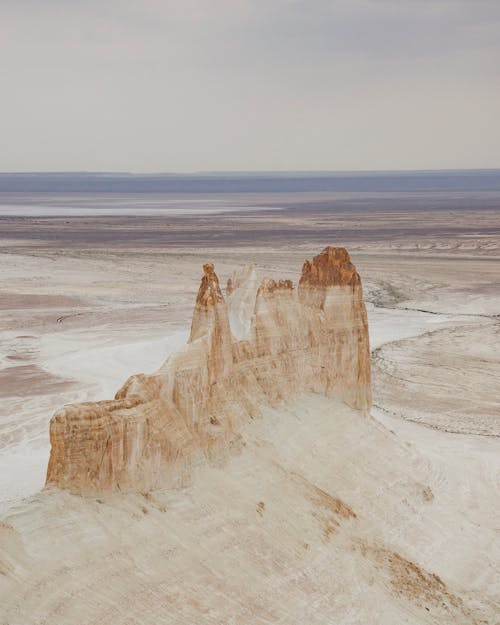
46;247;371;494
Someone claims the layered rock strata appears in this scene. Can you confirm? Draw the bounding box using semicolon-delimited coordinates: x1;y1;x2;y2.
46;247;371;493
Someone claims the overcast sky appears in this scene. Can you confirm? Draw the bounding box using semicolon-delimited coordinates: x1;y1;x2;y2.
1;1;499;172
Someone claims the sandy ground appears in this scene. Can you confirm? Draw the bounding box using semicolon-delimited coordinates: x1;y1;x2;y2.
0;194;499;622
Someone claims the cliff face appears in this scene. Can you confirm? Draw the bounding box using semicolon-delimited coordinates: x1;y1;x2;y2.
46;247;371;494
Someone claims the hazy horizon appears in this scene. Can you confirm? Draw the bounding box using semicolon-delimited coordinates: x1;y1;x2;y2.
2;167;500;175
2;169;500;196
2;1;500;172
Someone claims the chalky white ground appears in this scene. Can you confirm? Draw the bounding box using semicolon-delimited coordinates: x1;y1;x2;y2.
0;246;499;624
0;282;468;507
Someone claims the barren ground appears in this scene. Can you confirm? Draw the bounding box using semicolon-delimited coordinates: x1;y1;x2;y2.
0;191;499;623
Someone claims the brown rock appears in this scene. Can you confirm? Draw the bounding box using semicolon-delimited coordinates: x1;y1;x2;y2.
299;246;360;290
46;247;371;494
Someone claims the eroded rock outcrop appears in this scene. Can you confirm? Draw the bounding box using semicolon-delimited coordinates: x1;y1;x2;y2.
46;247;371;494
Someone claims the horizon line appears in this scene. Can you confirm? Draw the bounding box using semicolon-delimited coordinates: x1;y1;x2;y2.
1;168;500;177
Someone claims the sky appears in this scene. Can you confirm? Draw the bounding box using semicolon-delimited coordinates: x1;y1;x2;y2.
1;1;499;172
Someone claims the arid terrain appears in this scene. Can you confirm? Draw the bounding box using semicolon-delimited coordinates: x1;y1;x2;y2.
0;189;499;624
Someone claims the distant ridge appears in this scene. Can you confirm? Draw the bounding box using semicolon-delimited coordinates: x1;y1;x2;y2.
1;170;500;193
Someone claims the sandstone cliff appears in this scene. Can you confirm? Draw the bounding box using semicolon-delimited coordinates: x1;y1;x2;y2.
46;247;371;493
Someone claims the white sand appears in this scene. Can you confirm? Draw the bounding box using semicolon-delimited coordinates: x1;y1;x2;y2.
39;329;189;401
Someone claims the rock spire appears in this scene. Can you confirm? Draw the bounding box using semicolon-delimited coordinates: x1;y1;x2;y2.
46;247;371;494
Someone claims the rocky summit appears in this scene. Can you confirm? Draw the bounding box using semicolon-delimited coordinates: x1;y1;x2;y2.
46;247;371;494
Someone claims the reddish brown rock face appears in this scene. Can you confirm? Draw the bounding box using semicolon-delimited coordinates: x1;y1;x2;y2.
46;247;371;494
189;263;227;342
196;263;224;307
257;278;294;296
299;246;360;290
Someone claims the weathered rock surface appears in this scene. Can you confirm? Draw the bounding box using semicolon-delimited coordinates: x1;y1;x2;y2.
46;247;371;494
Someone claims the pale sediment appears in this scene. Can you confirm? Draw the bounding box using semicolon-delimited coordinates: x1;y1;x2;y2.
46;247;371;494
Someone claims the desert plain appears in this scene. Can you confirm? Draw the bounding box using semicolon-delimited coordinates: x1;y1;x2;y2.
0;189;499;624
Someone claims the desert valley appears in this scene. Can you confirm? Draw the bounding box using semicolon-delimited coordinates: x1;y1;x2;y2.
0;181;499;624
2;0;500;621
